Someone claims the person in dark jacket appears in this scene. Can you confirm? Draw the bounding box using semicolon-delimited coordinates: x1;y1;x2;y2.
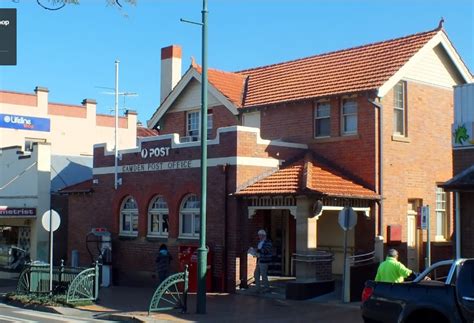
254;229;272;292
156;244;172;284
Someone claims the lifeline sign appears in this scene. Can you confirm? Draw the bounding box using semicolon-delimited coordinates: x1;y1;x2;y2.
0;114;50;132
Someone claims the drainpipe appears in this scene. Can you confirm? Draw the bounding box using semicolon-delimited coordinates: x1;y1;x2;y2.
368;97;384;239
222;164;229;291
455;192;461;259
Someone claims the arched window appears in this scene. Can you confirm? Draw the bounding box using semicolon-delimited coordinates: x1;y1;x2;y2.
179;194;200;238
148;196;169;237
120;196;138;236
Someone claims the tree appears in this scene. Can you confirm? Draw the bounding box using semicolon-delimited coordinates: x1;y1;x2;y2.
25;0;136;11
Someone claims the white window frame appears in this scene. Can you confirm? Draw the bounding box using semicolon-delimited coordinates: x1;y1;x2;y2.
341;98;358;135
147;195;169;238
186;110;213;140
119;196;139;237
314;101;331;138
435;187;448;241
179;194;200;239
393;81;407;136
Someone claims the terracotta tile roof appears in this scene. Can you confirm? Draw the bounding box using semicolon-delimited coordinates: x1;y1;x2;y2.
236;152;378;199
59;179;93;194
137;126;159;137
193;62;246;107
193;28;439;109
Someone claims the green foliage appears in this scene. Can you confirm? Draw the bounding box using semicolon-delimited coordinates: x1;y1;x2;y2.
6;292;93;308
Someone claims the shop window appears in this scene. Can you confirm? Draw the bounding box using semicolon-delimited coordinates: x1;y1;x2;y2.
148;195;169;237
314;101;331;137
393;81;407;136
179;194;200;238
435;187;448;241
120;196;138;237
341;98;357;135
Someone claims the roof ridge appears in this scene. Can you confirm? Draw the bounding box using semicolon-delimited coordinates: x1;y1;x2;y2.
235;28;439;74
193;63;246;78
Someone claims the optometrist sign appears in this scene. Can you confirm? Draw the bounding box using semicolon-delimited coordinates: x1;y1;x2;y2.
0;207;36;217
0;114;50;132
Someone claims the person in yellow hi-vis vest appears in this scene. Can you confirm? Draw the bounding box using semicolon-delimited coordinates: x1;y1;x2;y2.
375;249;413;283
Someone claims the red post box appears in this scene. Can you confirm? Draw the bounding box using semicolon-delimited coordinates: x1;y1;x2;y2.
178;245;212;292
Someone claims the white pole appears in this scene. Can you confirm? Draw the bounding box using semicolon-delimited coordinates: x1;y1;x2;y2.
426;205;431;267
455;192;461;259
49;209;53;294
114;60;119;190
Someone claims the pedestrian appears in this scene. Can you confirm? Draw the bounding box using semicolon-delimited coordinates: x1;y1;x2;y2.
156;244;172;284
375;249;412;283
253;229;272;292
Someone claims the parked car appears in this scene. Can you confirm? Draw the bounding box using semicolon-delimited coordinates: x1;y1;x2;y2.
361;258;474;323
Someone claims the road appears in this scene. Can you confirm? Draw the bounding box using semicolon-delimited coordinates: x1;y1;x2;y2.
0;303;111;323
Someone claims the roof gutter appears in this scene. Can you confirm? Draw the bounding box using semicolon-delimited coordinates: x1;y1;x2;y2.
368;96;384;238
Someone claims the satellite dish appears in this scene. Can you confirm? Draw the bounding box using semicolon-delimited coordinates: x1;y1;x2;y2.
310;200;323;218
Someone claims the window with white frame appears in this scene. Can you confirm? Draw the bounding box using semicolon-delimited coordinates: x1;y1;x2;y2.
179;194;200;238
393;81;407;136
120;196;138;236
148;196;169;237
435;187;447;240
342;98;357;134
314;102;331;137
186;110;213;140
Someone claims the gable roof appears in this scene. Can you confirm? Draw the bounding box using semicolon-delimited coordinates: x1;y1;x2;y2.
149;26;472;128
236;151;378;199
237;29;438;107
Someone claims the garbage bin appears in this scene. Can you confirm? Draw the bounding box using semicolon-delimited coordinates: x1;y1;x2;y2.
178;245;212;292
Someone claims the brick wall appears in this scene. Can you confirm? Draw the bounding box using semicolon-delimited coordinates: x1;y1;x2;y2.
381;81;454;264
453;149;474;175
159;105;238;138
258;95;377;189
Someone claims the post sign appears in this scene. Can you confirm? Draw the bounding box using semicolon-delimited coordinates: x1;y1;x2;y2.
0;207;36;217
0;114;50;132
421;206;429;230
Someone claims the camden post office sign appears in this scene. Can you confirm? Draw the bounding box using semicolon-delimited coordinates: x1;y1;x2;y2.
122;145;193;173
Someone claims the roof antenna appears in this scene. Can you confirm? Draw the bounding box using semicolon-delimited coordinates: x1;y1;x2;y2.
438;17;445;30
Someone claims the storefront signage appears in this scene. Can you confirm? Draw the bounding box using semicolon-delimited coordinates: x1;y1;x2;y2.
0;207;36;217
140;146;171;159
0;114;50;132
122;160;193;173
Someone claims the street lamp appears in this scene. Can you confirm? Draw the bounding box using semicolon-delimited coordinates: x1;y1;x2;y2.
181;0;208;314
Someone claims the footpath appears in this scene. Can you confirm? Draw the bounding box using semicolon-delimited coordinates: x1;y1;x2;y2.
0;278;362;322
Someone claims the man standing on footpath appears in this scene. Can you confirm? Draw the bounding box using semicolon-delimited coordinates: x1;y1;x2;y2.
375;249;413;283
252;229;273;293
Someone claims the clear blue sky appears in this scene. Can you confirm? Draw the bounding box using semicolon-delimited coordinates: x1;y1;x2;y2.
1;0;473;124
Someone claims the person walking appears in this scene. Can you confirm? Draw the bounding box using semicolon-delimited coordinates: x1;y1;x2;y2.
375;249;413;283
156;244;172;284
253;229;273;292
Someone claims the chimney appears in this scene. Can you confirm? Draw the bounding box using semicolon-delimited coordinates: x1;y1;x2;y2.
160;45;182;104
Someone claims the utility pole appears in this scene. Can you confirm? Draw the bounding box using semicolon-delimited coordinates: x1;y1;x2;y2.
197;0;208;314
181;0;208;314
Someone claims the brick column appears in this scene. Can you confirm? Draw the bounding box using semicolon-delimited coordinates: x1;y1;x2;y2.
295;196;318;280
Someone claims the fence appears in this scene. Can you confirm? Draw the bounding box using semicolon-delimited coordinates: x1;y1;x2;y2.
16;260;99;303
344;251;378;302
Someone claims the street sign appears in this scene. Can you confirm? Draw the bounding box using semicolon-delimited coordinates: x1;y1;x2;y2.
41;210;60;232
421;206;429;230
338;207;357;231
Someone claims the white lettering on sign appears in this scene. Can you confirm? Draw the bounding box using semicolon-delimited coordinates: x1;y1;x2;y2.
140;146;171;159
0;20;10;26
121;160;193;173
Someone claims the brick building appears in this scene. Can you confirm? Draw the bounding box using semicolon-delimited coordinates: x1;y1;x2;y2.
65;25;472;291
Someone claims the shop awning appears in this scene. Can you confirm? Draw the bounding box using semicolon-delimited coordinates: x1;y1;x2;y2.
440;165;474;192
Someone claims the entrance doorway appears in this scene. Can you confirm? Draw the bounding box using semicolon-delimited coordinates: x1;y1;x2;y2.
262;210;296;276
407;200;421;272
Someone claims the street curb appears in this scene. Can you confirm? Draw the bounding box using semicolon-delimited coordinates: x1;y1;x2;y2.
95;313;146;322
